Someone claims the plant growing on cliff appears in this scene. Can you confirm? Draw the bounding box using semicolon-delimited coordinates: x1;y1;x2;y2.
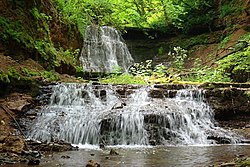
216;45;250;82
0;69;21;84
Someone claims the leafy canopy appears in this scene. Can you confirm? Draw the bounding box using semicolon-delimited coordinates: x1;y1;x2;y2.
53;0;212;34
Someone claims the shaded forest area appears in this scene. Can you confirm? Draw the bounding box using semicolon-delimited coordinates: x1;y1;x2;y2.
0;0;249;91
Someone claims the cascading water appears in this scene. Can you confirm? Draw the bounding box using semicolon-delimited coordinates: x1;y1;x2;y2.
27;84;241;146
79;25;134;73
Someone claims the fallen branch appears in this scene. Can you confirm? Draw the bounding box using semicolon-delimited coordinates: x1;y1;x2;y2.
0;104;27;139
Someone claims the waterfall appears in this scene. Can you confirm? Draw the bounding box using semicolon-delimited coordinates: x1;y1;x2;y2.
79;25;134;73
27;84;241;146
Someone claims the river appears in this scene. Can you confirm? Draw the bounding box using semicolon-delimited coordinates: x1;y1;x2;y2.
2;145;250;167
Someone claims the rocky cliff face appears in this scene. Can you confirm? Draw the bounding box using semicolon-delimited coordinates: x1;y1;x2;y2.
203;83;250;120
0;0;82;74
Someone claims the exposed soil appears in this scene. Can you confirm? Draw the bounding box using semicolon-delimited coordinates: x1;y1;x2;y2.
0;53;45;73
189;28;249;68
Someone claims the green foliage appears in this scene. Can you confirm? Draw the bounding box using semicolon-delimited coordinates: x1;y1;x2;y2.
0;69;21;84
101;60;170;84
21;67;59;81
216;45;250;82
158;46;164;55
130;60;153;76
214;32;250;82
52;0;216;33
40;71;59;81
34;40;56;61
167;48;232;83
111;65;123;73
31;7;52;35
244;92;250;100
181;65;232;83
0;71;11;83
100;73;147;84
1;13;80;71
153;64;168;78
219;0;244;18
129;59;167;78
168;47;187;71
99;39;249;84
219;35;232;49
239;32;250;42
0;17;22;42
177;0;215;33
168;34;209;50
53;0;114;35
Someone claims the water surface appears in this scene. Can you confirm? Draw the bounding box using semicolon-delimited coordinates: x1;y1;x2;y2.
2;145;250;167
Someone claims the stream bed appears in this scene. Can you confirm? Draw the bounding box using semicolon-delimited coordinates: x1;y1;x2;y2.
2;145;250;167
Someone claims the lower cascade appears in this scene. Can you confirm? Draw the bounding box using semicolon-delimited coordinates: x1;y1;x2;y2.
27;83;241;146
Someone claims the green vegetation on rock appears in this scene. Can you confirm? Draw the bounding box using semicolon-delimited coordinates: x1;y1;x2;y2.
0;0;249;85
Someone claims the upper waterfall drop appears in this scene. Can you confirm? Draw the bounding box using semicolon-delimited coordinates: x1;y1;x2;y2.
80;25;134;73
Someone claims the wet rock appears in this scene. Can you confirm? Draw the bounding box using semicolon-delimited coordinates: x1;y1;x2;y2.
61;155;70;159
25;139;42;146
100;90;107;100
207;136;231;144
38;142;73;152
29;140;77;152
154;84;187;90
99;143;105;149
0;159;3;165
164;90;177;98
149;140;156;146
236;154;244;158
0;136;6;142
3;159;16;164
5;93;33;113
86;160;100;167
220;162;236;166
22;150;42;158
112;102;126;110
2;136;25;154
100;118;112;134
144;114;165;124
149;88;164;98
205;87;250;120
241;139;250;144
27;158;40;165
20;159;28;163
109;149;119;155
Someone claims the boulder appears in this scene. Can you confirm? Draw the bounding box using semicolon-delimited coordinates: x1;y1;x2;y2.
5;93;33;113
109;149;119;155
27;159;40;165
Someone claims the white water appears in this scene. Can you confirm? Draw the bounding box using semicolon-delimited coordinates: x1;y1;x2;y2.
28;84;241;146
80;25;134;72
